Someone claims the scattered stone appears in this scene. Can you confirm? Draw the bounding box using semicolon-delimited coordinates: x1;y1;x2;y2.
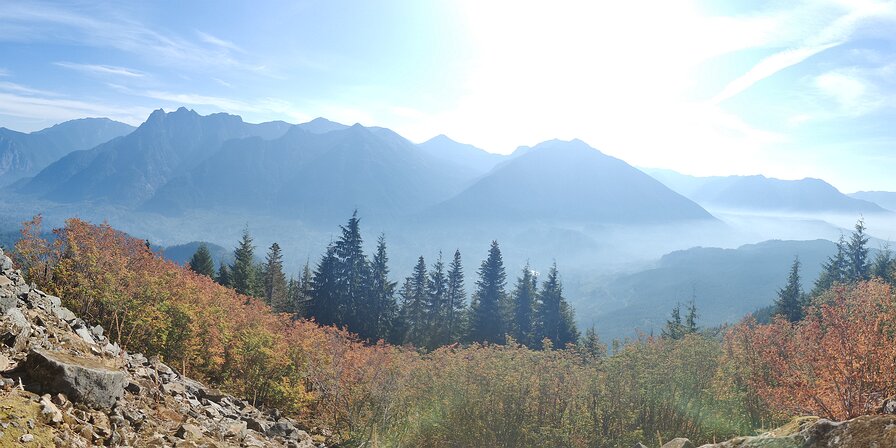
176;423;204;441
19;433;34;443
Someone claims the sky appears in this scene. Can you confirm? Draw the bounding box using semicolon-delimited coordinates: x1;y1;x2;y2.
1;0;895;192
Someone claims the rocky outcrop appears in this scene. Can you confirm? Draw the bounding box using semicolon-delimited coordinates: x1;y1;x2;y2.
636;415;896;448
21;349;126;409
0;246;324;447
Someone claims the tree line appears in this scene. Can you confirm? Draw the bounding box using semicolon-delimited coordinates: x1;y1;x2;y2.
772;217;896;322
189;211;579;349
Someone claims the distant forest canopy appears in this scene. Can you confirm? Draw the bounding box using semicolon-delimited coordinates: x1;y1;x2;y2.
190;211;579;350
8;215;896;446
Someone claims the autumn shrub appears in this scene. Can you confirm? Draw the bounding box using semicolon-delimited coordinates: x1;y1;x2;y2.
724;280;896;420
14;217;414;442
12;217;768;446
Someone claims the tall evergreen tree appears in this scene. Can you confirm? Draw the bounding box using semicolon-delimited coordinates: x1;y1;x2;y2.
401;256;429;346
188;243;215;278
685;300;699;333
231;227;258;298
775;256;804;322
812;234;848;296
263;243;289;312
289;263;314;318
536;262;577;347
426;253;449;348
310;246;339;326
871;245;895;285
469;241;507;344
846;218;870;282
558;297;579;346
216;262;231;287
363;235;397;342
508;263;537;347
662;303;685;340
445;250;467;344
333;211;369;332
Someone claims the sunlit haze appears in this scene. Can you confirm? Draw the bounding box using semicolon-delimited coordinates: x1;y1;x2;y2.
1;0;895;191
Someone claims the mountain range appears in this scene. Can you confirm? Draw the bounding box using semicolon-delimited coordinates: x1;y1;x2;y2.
10;108;716;226
849;191;896;212
0;118;134;186
647;169;886;214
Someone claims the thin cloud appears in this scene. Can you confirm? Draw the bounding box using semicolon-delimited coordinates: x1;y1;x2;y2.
54;62;145;77
0;68;9;76
711;43;839;104
196;31;243;53
0;81;63;97
0;90;150;130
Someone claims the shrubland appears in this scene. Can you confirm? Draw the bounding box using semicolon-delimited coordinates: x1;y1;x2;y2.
11;216;896;446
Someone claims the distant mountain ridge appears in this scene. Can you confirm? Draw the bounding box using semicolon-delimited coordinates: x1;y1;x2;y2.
0;118;134;185
849;191;896;212
15;108;291;205
417;134;505;175
647;169;886;213
430;139;714;224
144;122;477;221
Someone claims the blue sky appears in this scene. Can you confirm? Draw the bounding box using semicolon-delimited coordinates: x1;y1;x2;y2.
1;0;895;192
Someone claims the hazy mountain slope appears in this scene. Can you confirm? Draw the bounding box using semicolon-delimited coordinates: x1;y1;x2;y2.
430;139;714;224
418;134;505;175
585;239;836;339
145;123;475;221
850;191;896;211
158;241;230;267
15;108;290;205
0;118;134;185
647;169;885;213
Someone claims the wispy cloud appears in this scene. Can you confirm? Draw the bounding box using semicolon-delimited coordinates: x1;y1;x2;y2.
0;68;9;77
712;43;839;104
0;81;63;97
712;0;896;105
196;31;243;53
54;62;145;77
0;2;260;74
212;77;233;88
0;89;150;130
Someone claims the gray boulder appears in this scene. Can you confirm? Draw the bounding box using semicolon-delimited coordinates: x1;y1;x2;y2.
662;439;694;448
21;349;126;409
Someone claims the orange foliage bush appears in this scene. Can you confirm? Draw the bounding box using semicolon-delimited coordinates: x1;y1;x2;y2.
724;280;896;420
14;217;413;440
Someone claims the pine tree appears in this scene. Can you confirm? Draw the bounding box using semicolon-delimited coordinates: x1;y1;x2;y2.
216;262;231;287
263;243;289;312
846;218;870;282
310;246;339;326
558;298;579;346
581;326;606;359
812;234;848;296
775;256;804;322
445;250;467;344
535;262;575;347
685;300;698;333
662;303;685;340
508;263;537;347
469;241;507;344
288;263;314;318
188;243;215;278
364;235;397;342
333;211;369;332
871;245;894;285
401;256;428;346
426;253;449;348
231;228;258;298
